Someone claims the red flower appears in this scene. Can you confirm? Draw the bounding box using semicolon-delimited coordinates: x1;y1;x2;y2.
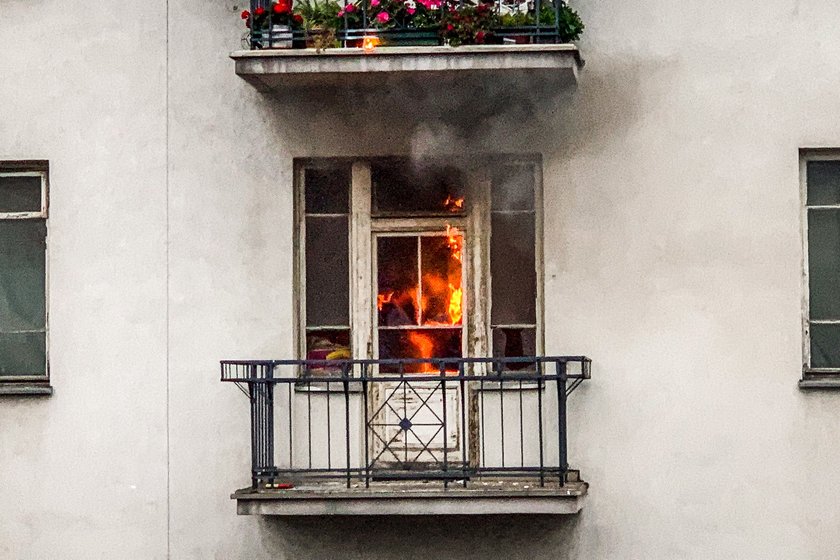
255;6;266;15
475;30;485;43
293;13;303;23
240;9;250;19
446;23;454;31
274;0;292;13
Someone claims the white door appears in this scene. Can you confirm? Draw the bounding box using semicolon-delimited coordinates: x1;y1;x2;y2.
369;230;465;470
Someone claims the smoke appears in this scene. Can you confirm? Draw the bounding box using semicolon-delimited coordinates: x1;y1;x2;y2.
409;120;466;162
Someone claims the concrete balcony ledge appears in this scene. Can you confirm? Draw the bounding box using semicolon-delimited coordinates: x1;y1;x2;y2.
233;479;588;516
231;44;582;94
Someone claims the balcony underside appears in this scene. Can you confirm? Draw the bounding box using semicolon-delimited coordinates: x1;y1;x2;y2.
233;478;587;516
231;44;582;94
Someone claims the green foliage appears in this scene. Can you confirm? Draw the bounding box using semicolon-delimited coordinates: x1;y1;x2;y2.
295;0;342;29
554;2;584;42
499;11;534;27
499;1;583;42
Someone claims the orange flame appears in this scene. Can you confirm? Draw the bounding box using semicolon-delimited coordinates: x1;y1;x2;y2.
446;225;462;264
362;35;380;53
443;195;465;213
407;331;437;372
377;291;393;311
447;283;462;325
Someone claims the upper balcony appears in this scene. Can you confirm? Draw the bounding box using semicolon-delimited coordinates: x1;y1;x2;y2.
231;0;584;94
221;356;590;516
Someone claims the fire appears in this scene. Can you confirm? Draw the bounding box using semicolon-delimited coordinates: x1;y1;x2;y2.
377;291;393;311
446;224;462;264
447;283;462;326
407;331;437;373
377;195;466;372
443;195;464;213
362;35;380;53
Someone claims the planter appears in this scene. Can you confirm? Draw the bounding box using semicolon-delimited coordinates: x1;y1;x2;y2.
379;28;441;46
306;27;337;50
269;24;294;48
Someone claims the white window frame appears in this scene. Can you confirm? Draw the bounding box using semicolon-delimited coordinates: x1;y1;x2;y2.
0;163;50;389
294;156;544;375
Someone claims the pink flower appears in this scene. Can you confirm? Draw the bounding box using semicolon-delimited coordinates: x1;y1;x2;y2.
376;10;390;22
371;0;380;6
338;8;345;16
345;3;355;11
407;7;415;14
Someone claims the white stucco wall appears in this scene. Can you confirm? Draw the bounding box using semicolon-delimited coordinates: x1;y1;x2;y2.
0;0;169;558
3;0;840;558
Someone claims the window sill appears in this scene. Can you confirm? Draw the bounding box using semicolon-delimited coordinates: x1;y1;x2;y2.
0;381;52;396
799;371;840;390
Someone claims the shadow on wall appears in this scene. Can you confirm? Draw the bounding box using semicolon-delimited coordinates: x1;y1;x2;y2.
260;513;582;559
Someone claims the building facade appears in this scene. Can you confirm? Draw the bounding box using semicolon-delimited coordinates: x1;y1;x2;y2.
2;0;840;558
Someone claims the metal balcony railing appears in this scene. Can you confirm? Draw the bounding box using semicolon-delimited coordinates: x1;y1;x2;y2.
244;0;579;50
221;356;590;490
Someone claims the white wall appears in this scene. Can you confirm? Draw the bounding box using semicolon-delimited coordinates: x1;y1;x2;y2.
3;0;840;557
0;0;168;558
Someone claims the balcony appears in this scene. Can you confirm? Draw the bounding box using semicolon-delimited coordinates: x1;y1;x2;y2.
221;356;590;516
231;0;584;93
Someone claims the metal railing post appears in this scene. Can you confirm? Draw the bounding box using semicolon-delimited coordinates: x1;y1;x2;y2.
556;360;568;486
249;363;275;488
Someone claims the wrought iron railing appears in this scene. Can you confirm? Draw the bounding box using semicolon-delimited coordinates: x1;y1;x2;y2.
244;0;578;50
221;356;590;490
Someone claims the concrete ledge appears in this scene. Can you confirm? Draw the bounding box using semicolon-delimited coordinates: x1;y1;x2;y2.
233;480;587;516
231;44;582;93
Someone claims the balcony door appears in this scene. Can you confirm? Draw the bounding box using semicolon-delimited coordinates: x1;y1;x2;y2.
369;228;465;470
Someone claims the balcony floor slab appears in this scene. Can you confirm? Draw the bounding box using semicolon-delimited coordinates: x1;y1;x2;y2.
231;44;582;94
233;478;587;516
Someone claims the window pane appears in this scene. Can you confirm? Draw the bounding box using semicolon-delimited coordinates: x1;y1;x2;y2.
305;216;349;327
808;209;840;320
0;175;42;213
492;327;537;372
491;213;536;325
0;220;46;331
372;161;466;215
807;161;840;206
810;324;840;369
377;236;419;327
492;327;536;359
378;328;462;373
421;235;462;326
492;165;535;211
305;166;350;214
305;329;351;376
0;332;46;376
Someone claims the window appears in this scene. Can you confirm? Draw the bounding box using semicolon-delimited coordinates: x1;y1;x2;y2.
295;157;542;375
0;161;49;394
